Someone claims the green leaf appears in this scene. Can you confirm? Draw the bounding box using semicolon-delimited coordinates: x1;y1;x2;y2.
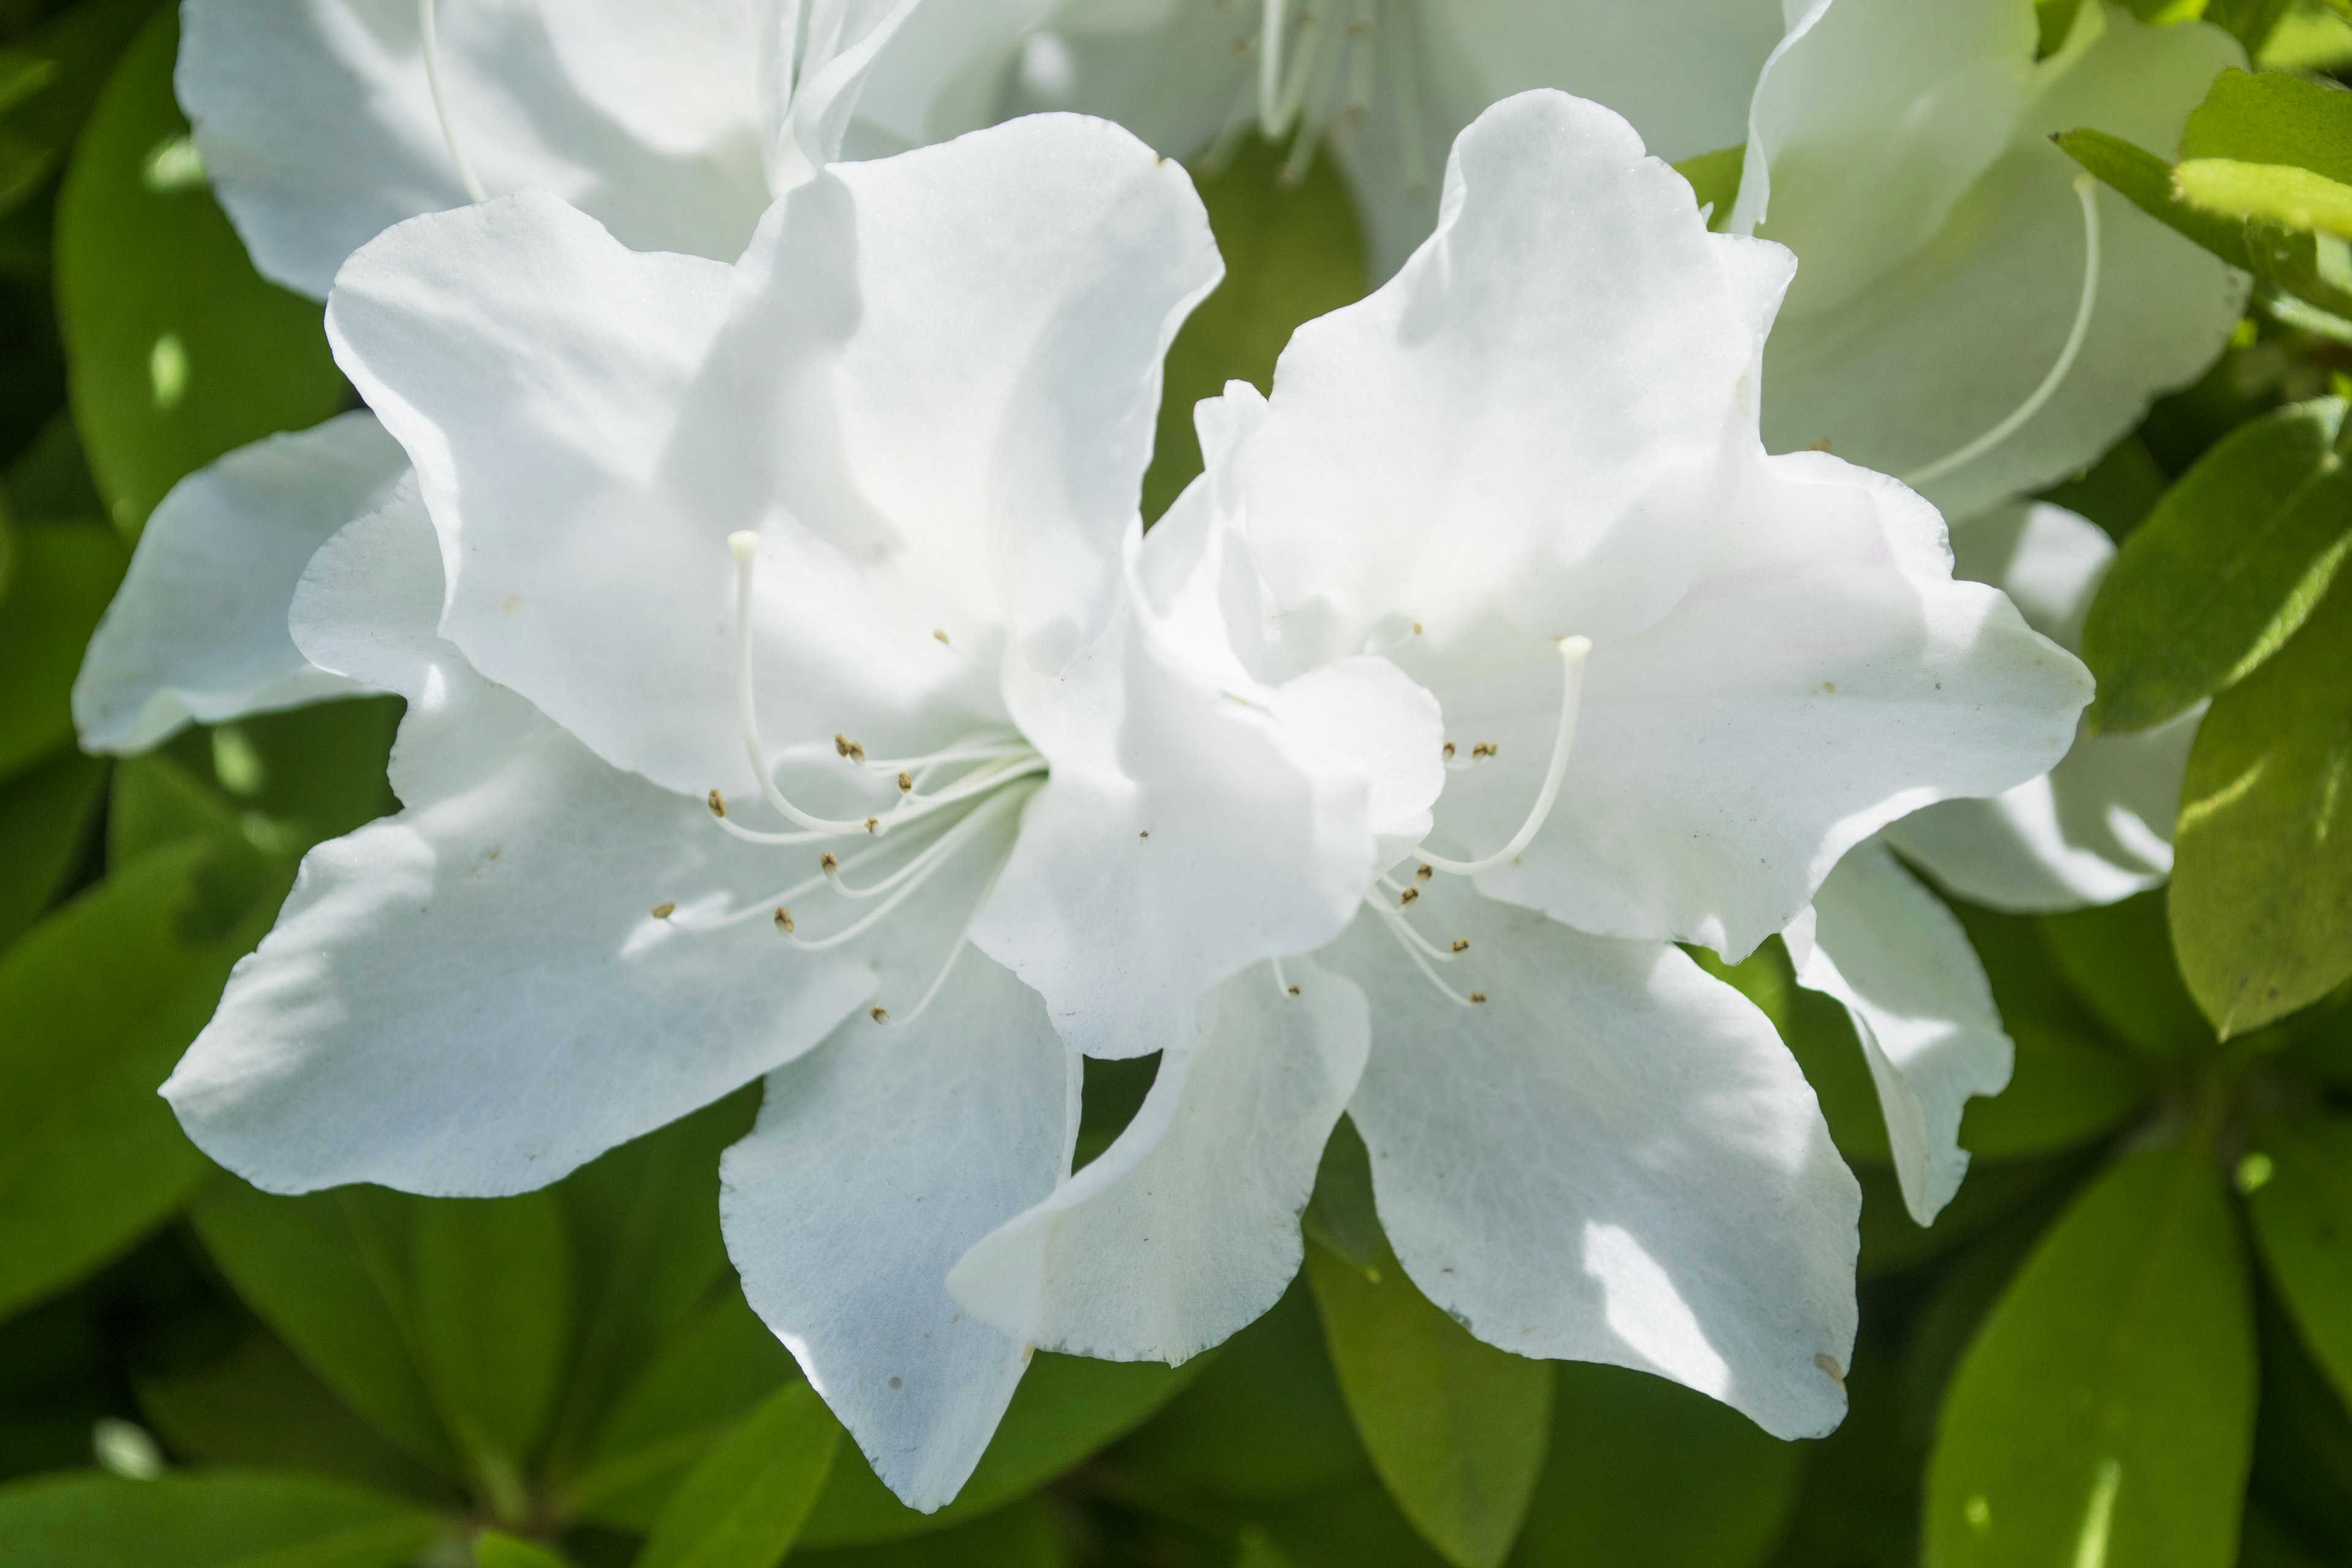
153;696;402;862
1302;1128;1550;1568
793;1501;1066;1568
2181;67;2352;184
1688;938;1890;1166
190;1182;462;1478
2169;587;2352;1035
1926;1143;2256;1567
1254;1477;1452;1568
2176;158;2352;236
565;1287;797;1530
1508;1362;1800;1568
1142;134;1366;519
135;1331;460;1504
412;1191;571;1494
2040;433;2168;541
1109;1281;1365;1503
0;517;124;779
2082;398;2352;731
799;1352;1204;1547
0;747;104;948
638;1381;840;1568
1947;904;2149;1161
0;1470;440;1568
474;1532;568;1568
2054;128;2258;274
0;842;285;1320
1760;1343;1920;1568
53;8;346;533
2036;892;2212;1058
541;1090;756;1482
2244;1115;2352;1408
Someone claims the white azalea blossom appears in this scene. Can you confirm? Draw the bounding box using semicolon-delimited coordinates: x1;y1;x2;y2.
954;91;2093;1443
75;0;919;755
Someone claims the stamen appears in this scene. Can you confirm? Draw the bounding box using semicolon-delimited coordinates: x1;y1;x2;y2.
707;789;726;818
650;902;676;920
1414;864;1433;883
774;784;1039;952
1442;741;1457;761
1419;636;1592;878
897;771;914;793
822;787;1027;900
870;824;1021;1031
417;0;488;203
1272;956;1296;998
1398;886;1419;905
774;907;794;933
1370;902;1481;1008
872;1006;890;1023
1365;897;1468;962
1901;175;2101;488
1258;0;1288;137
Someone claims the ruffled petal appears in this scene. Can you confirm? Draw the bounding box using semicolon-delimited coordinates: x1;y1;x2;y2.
720;952;1077;1512
1886;502;2196;911
181;0;773;298
1324;879;1860;1441
73;413;406;753
946;956;1368;1363
1240;91;1757;664
1455;454;2089;957
1785;837;2012;1226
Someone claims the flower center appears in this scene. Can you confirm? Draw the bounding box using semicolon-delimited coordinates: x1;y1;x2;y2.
1198;0;1434;190
650;533;1044;1029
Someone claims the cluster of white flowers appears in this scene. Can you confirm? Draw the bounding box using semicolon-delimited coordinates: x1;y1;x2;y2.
74;0;2244;1510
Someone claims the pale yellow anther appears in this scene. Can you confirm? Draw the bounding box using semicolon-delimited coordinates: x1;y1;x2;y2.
1469;992;1488;1005
1414;864;1433;883
706;789;726;818
870;1005;890;1023
897;771;914;793
1399;886;1419;906
820;852;839;873
650;902;676;920
773;907;794;933
1450;938;1469;954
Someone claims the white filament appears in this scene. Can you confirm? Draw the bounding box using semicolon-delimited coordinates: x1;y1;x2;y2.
1902;175;2101;488
417;0;488;203
774;783;1038;953
824;786;1028;900
1371;903;1479;1008
1367;897;1464;961
1419;636;1591;878
1258;0;1289;137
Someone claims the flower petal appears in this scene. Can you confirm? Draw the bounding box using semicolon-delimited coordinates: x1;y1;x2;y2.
1786;837;2012;1226
720;951;1077;1512
1886;502;2196;911
182;0;773;298
946;956;1368;1363
1463;453;2092;958
1325;880;1860;1440
1241;91;1755;663
72;413;406;754
167;485;877;1197
1750;4;2246;519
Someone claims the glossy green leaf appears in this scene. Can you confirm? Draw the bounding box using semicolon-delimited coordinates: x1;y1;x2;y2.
2244;1115;2352;1408
412;1191;571;1500
639;1381;840;1568
2083;399;2352;732
799;1352;1204;1547
565;1286;797;1529
190;1182;462;1477
1143;134;1366;519
1857;1156;2078;1283
0;1470;439;1568
151;696;402;862
2036;892;2212;1058
2040;433;2168;541
0;842;284;1320
2054;128;2259;274
1303;1128;1550;1568
1508;1362;1800;1568
1760;1343;1919;1568
0;517;123;778
474;1533;568;1568
1690;938;1890;1166
1926;1144;2256;1567
794;1501;1067;1568
2169;588;2352;1035
2181;67;2352;182
1256;1477;1453;1568
53;8;345;532
0;747;104;948
135;1331;459;1504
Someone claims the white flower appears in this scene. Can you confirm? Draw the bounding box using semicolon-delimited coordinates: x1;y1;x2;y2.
75;0;919;754
944;91;2094;1445
159;112;1450;1509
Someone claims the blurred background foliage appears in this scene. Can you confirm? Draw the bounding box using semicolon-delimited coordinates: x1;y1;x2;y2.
2;1;2352;1566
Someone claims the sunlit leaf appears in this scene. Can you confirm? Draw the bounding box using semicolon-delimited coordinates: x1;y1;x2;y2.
412;1192;571;1502
2169;587;2352;1035
0;747;104;949
53;8;345;532
1927;1143;2256;1567
2244;1115;2352;1409
2037;892;2212;1058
